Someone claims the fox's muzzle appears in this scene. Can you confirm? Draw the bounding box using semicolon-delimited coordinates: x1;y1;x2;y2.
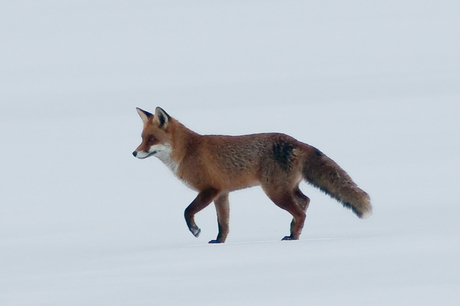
133;150;157;159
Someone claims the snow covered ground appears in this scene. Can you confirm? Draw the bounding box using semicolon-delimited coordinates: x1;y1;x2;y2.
1;1;460;305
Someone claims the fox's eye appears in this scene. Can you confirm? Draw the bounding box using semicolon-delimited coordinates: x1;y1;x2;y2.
148;136;155;143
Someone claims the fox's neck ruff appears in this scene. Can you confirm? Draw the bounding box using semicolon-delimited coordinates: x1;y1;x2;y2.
154;143;180;175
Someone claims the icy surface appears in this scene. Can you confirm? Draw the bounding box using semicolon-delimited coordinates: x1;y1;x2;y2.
1;1;460;305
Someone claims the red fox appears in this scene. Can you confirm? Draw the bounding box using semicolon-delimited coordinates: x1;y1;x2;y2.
133;107;372;243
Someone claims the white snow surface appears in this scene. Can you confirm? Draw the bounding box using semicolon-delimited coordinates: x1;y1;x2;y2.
1;1;460;305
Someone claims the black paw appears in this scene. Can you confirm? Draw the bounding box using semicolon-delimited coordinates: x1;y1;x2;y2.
189;226;201;238
281;236;296;241
208;240;223;244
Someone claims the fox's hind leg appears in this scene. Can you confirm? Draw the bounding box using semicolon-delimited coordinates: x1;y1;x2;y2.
289;187;310;236
262;187;306;240
209;193;230;244
184;188;220;238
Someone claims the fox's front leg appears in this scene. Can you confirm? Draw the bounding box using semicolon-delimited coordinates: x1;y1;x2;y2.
209;193;230;243
184;188;220;238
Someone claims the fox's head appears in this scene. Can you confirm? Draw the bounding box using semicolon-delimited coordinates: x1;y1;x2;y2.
132;107;173;160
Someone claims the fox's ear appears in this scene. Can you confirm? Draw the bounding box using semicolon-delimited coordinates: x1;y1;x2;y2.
154;107;170;129
136;107;153;124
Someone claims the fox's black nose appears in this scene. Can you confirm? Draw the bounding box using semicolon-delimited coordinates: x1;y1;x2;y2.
132;151;137;157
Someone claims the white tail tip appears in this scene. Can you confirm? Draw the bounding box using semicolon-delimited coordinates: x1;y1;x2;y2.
361;209;373;220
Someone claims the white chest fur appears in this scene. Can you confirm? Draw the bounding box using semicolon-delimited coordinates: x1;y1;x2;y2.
151;144;180;175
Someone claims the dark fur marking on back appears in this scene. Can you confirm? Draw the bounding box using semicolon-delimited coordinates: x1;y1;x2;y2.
272;140;298;171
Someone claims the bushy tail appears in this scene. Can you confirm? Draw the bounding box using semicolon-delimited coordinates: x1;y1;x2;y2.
302;147;372;219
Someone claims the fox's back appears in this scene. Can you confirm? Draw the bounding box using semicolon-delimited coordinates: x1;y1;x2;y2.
178;133;310;192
